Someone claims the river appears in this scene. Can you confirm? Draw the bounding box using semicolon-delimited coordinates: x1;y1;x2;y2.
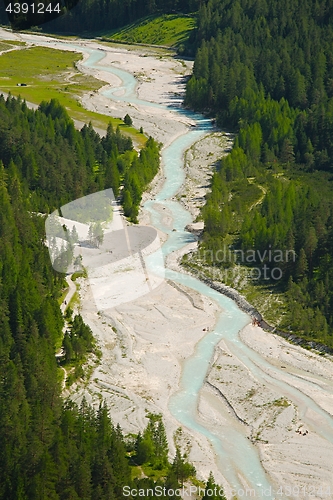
77;46;278;497
81;44;333;500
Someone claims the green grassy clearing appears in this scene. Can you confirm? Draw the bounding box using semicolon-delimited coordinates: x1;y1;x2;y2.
141;463;169;481
71;270;87;281
57;285;69;307
102;14;196;47
0;40;26;50
68;289;80;311
0;41;16;52
0;45;147;147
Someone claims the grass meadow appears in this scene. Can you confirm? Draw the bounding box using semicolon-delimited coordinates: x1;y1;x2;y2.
0;44;146;147
102;14;195;47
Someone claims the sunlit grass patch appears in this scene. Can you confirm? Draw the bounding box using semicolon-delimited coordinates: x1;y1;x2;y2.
0;45;147;147
103;14;196;47
0;40;26;51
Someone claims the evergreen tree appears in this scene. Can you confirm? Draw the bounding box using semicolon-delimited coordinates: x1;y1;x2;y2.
203;472;226;500
124;114;133;126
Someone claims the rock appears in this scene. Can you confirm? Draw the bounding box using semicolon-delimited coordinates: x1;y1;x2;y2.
185;222;204;237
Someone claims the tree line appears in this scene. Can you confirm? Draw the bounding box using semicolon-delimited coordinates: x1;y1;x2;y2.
186;0;333;170
184;0;333;347
0;94;121;497
0;95;159;221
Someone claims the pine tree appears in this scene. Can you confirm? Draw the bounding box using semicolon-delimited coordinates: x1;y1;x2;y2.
124;114;133;126
71;225;79;245
295;248;308;282
123;190;133;218
203;472;226;500
93;222;104;248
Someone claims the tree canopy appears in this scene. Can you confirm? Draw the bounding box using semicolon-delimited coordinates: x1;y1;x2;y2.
0;95;166;497
184;0;333;347
0;0;200;32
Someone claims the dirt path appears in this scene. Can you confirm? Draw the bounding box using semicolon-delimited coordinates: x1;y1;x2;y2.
60;275;77;315
248;179;267;211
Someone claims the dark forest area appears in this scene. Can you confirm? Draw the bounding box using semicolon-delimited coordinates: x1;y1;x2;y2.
0;0;200;32
185;0;333;346
0;96;160;221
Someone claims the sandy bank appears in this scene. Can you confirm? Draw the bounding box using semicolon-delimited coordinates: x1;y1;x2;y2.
201;324;333;497
76;42;196;146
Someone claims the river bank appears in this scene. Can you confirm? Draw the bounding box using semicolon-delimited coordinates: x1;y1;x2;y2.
166;236;333;498
165;156;333;499
164;143;333;500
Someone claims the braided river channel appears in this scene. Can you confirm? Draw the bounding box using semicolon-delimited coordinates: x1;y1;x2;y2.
79;47;333;499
